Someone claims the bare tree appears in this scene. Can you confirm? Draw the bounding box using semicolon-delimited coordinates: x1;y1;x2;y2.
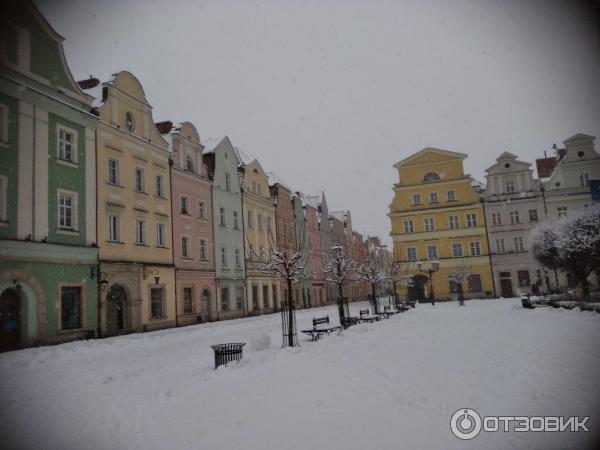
322;244;357;325
357;249;389;312
448;259;474;306
388;260;413;307
246;227;309;347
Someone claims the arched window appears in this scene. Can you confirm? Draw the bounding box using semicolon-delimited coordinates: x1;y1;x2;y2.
186;155;194;172
423;172;440;182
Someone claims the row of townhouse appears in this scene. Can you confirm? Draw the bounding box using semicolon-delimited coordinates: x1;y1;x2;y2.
389;137;600;302
0;2;377;350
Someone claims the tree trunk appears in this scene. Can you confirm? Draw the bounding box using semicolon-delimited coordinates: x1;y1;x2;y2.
287;278;294;347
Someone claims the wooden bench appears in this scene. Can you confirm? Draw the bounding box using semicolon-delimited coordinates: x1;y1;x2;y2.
358;309;379;323
301;316;341;341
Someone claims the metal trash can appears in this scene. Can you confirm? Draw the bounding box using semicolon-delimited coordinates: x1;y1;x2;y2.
521;294;532;309
211;342;246;369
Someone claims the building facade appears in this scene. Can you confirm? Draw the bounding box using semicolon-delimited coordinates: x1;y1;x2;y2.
389;148;494;301
317;192;334;303
160;121;217;325
301;194;325;306
203;137;246;319
90;71;176;336
241;159;280;314
0;2;98;349
483;152;546;297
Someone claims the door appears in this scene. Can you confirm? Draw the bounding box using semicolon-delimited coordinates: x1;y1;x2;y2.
0;288;21;351
408;275;427;302
201;289;211;321
500;279;513;298
106;285;128;335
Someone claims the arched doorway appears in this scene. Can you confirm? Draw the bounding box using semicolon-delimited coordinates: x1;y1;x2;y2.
408;275;428;303
0;288;21;351
201;289;211;322
106;285;128;336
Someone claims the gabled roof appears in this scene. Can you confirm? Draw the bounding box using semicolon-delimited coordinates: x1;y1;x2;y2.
563;133;596;145
393;147;468;168
267;172;292;192
299;193;319;209
495;151;517;162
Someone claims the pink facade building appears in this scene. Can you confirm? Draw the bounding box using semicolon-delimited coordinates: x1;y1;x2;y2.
159;121;217;325
301;195;325;306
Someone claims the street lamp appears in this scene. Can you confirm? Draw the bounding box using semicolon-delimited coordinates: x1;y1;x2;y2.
417;260;440;306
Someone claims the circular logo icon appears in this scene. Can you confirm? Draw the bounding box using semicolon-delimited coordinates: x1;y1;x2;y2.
450;408;482;440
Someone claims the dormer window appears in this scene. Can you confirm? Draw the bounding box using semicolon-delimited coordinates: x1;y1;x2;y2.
423;172;440;182
505;181;516;193
186;155;194;172
125;112;135;132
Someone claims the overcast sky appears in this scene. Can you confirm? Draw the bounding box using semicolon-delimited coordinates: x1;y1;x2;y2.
37;0;600;246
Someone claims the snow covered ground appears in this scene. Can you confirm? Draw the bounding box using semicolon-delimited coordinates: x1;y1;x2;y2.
1;298;600;450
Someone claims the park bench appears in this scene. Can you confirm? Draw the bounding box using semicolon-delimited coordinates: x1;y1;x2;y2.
383;305;400;315
521;294;551;309
358;309;379;323
301;316;341;341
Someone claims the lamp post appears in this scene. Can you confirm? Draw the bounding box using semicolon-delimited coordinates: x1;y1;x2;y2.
417;260;440;306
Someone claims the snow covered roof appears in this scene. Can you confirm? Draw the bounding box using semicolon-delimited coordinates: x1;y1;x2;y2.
330;211;347;221
202;137;226;153
299;193;319;209
267;172;293;191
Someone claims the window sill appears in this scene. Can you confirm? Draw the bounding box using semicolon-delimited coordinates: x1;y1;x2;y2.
107;240;125;245
156;245;169;249
59;327;86;334
135;243;149;247
57;158;79;168
134;190;148;196
447;199;457;202
181;213;192;218
181;256;194;260
149;316;167;321
57;228;79;236
107;182;124;189
154;195;167;200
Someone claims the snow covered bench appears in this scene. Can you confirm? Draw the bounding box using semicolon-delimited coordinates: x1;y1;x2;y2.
359;309;379;323
301;316;341;341
383;305;400;315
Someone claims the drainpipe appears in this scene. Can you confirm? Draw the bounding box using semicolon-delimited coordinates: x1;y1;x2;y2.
481;198;497;298
169;157;179;327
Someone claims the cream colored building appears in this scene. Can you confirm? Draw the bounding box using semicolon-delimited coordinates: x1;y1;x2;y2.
83;71;176;335
241;159;281;313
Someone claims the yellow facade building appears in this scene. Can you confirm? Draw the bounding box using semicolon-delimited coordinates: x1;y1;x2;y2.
389;148;495;301
241;159;281;313
89;71;176;335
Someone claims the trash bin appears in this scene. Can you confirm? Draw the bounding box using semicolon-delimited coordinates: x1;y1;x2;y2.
211;342;246;369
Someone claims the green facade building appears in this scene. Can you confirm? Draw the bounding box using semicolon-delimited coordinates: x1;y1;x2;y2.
0;1;98;350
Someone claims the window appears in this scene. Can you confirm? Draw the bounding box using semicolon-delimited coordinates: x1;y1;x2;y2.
233;211;239;229
267;217;272;233
108;159;119;185
58;127;75;162
259;245;265;260
412;193;422;205
491;212;502;226
156;223;165;247
221;287;230;311
447;190;456;202
518;271;531;287
0;176;7;222
220;208;226;226
514;236;525;252
258;214;264;231
235;248;241;267
423;172;440;182
495;238;505;254
199;239;207;260
429;192;438;203
180;196;189;215
221;247;227;266
469;241;481;256
135;219;146;245
257;184;262;196
58;191;76;230
186;155;194;172
134;167;145;192
528;209;538;222
505;180;515;193
263;285;270;308
155;175;164;197
509;211;520;224
61;286;82;330
150;287;164;319
468;274;482;292
557;206;567;217
125;111;135;132
427;245;437;260
448;215;459;230
0;104;8;143
452;243;463;257
424;218;434;232
404;220;414;233
183;287;194;314
252;181;256;192
225;173;231;191
197;201;205;219
406;247;417;261
579;173;589;187
181;236;190;257
236;287;244;310
247;210;254;228
108;215;119;242
466;213;477;227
